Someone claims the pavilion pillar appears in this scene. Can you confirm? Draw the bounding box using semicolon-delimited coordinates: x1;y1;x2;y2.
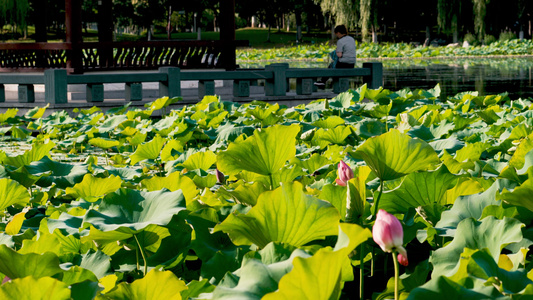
65;0;83;73
98;0;114;68
34;0;47;42
219;0;236;70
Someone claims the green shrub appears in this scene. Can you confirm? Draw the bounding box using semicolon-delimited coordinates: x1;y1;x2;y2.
499;31;516;41
464;33;478;45
484;34;496;45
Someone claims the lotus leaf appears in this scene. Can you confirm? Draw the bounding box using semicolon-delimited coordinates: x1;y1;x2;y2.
217;124;300;176
83;188;186;233
355;129;440;181
214;182;340;248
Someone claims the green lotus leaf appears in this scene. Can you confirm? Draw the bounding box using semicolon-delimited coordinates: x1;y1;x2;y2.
429;138;464;155
355;129;440;181
346;166;372;222
353;119;386;139
408;275;501;300
2;140;55;168
88;138;120;149
500;178;533;212
98;115;128;133
435;181;500;236
312;126;352;149
76;249;112;279
0;244;63;279
25;156;88;189
139;172;198;204
26;104;50;119
312;116;345;129
182;150;217;171
71;280;103;300
379;165;456;214
217;124;300;176
61;265;98;286
5;165;48;188
129;135;166;165
330;91;353;108
214;123;255;144
297;153;331;174
263;223;372;300
319;184;346;221
214;181;340;248
211;251;305;299
452;248;533;295
100;269;187;300
430;217;524;279
507;137;533;170
0;276;71;300
18;230;62;255
0;108;18;123
66;174;123;202
83;188;186;234
0;178;30;211
147;96;181;111
161;139;185;162
181;279;215;300
246;103;280;120
47;213;86;236
227;181;268;206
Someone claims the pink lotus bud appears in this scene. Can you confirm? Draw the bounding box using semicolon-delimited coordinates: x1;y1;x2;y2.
335;160;354;186
216;169;225;184
397;252;409;266
372;209;405;254
2;276;10;284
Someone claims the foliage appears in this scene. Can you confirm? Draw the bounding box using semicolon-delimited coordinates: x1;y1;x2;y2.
237;39;533;64
2;85;533;298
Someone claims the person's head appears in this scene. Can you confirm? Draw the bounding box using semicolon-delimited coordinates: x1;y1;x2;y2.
334;25;348;37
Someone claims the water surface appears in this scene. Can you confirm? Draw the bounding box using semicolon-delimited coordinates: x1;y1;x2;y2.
239;57;533;100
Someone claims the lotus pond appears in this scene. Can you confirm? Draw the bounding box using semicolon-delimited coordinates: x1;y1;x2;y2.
1;86;533;299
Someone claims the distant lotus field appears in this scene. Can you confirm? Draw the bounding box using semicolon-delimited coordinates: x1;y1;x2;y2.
0;85;533;299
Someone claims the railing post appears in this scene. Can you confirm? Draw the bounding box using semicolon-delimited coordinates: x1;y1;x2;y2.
265;63;288;96
159;67;181;98
0;84;4;103
363;62;383;89
44;69;68;104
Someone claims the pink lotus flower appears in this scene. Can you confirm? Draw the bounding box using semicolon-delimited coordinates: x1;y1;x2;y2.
373;209;408;266
335;160;354;186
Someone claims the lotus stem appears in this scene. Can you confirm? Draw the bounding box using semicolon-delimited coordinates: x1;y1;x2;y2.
269;174;274;190
360;243;365;299
373;179;384;218
392;251;400;300
134;234;148;276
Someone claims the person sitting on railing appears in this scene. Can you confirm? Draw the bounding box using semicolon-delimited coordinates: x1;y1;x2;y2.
315;25;357;88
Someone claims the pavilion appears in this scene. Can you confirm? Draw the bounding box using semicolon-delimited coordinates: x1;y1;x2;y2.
0;0;244;74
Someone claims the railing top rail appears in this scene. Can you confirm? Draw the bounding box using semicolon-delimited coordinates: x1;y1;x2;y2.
286;68;371;78
0;74;44;84
181;70;273;81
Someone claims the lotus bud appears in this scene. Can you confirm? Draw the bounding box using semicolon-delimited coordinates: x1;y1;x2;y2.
2;276;10;284
216;169;225;184
397;252;409;267
335;160;354;186
372;209;407;257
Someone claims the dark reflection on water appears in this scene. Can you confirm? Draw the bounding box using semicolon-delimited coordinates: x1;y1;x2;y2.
239;57;533;100
383;58;533;100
